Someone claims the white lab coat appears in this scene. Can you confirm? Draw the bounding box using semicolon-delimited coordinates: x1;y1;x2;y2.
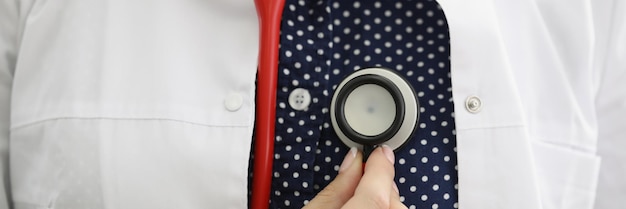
0;0;624;209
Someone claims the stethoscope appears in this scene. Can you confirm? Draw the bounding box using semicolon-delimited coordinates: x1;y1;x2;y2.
252;1;419;208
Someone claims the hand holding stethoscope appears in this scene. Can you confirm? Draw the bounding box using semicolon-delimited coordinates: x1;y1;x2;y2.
304;146;408;209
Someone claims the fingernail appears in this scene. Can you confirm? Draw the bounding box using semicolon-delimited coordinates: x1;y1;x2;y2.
381;145;395;165
339;147;357;173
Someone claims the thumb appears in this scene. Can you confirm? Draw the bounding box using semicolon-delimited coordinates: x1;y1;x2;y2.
304;147;363;209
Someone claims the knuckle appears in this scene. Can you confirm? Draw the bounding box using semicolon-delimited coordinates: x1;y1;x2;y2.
367;192;391;209
315;183;348;202
319;183;340;197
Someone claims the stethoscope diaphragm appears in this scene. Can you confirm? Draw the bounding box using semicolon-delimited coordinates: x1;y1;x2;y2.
330;67;419;154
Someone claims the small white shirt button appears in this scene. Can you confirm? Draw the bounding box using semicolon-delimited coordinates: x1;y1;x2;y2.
224;93;243;112
288;88;311;111
465;96;482;113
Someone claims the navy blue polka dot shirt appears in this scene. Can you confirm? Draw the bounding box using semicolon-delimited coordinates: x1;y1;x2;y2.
251;0;458;208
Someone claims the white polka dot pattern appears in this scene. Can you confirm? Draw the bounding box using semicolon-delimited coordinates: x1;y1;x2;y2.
254;0;459;208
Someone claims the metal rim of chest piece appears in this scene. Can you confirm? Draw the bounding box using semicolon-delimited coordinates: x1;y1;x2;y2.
330;67;420;152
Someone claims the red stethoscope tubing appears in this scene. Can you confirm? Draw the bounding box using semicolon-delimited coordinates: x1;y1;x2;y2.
252;0;285;209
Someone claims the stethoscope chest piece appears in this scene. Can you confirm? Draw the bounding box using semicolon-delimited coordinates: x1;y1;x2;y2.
330;67;419;152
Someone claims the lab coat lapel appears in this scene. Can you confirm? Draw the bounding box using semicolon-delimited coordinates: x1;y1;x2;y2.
437;0;543;208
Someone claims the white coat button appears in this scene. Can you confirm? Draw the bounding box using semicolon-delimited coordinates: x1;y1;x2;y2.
224;93;243;112
288;88;311;111
465;96;482;113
